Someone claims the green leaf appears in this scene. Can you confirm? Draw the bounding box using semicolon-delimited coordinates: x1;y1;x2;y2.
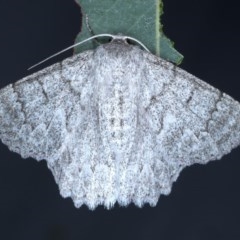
74;0;183;64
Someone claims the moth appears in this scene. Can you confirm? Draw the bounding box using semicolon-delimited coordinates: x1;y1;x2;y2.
0;34;239;209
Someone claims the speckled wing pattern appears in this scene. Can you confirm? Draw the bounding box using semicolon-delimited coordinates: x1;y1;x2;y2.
0;38;240;209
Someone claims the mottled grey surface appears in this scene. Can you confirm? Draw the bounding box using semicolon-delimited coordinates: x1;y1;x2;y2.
0;37;240;209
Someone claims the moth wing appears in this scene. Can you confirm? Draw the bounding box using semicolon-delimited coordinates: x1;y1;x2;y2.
139;51;240;188
0;51;95;164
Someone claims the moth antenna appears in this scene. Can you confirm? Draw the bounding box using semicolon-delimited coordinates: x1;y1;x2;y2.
124;36;150;52
27;34;150;70
28;33;114;70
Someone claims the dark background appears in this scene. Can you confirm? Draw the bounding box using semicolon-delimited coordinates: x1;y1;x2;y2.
0;0;240;239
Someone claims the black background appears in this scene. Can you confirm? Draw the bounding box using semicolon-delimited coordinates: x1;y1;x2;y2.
0;0;240;239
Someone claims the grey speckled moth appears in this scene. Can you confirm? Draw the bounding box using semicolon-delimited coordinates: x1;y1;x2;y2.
0;35;240;209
